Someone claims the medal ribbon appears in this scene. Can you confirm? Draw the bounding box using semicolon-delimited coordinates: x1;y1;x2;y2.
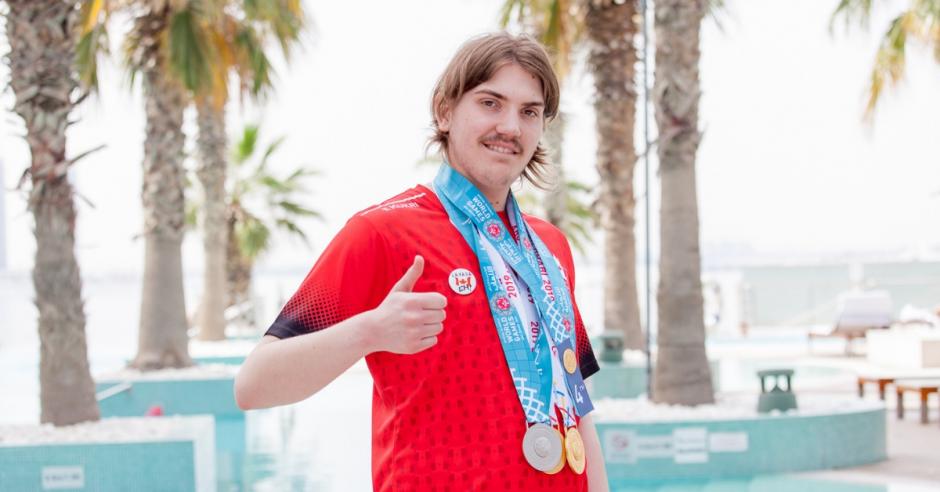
479;236;578;429
433;163;594;426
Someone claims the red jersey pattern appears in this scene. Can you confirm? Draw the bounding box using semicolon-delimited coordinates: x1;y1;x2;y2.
266;185;599;492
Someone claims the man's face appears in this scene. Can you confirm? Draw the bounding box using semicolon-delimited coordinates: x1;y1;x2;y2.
438;62;545;204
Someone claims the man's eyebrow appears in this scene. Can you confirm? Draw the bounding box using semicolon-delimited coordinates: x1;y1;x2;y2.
472;88;544;107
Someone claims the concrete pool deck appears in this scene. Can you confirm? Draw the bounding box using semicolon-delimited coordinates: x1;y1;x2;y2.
801;409;940;489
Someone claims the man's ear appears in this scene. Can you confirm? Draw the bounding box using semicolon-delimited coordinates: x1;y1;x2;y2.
437;102;452;132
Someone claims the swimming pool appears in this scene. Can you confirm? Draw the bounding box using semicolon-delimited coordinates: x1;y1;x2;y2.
228;367;927;492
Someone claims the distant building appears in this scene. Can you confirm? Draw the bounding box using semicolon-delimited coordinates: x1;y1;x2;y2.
0;159;6;271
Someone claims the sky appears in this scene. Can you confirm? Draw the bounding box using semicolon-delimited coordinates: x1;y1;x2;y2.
1;0;938;275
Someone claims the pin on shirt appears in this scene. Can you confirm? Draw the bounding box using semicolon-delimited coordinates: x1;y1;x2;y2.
448;268;477;295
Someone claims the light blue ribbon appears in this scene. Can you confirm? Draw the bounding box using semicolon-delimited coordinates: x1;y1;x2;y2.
433;163;593;424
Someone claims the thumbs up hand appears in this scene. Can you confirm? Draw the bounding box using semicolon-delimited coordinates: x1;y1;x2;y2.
364;256;448;355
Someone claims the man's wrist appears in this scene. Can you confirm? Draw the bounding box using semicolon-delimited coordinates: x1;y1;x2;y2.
350;310;379;355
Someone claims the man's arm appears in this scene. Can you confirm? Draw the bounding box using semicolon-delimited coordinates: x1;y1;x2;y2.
581;413;610;492
235;316;371;409
235;255;446;410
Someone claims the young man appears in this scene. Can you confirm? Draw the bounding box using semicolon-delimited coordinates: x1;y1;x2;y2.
235;32;609;491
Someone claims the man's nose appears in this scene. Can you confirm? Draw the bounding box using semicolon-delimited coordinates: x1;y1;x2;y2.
495;110;522;138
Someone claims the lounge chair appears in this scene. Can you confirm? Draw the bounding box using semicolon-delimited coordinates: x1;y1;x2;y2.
808;290;893;355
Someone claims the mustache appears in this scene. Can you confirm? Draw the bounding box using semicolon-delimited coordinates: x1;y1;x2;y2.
481;136;521;152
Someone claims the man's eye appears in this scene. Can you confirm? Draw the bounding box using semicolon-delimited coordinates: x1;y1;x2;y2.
524;109;540;118
482;99;497;108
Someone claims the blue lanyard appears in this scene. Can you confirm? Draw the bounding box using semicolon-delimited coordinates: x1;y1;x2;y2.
433;163;594;422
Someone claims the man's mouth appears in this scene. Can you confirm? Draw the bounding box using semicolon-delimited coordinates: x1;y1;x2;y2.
482;141;520;155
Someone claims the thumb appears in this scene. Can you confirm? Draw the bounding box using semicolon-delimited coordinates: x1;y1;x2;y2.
390;255;424;293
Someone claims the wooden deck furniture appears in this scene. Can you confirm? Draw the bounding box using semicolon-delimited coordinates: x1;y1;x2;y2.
895;379;940;424
857;375;896;400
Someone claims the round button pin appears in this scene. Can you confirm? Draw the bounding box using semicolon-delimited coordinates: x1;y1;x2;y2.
448;268;477;295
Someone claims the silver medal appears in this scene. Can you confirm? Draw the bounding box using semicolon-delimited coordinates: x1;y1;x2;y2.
522;423;564;473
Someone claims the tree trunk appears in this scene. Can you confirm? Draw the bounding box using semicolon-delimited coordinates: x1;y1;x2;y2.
130;8;192;369
544;112;567;228
585;0;645;351
225;214;256;327
195;100;228;341
6;0;100;425
225;215;250;302
653;0;714;405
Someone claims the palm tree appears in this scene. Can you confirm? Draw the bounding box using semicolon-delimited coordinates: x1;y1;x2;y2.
652;0;714;405
190;0;305;340
223;125;321;319
78;0;304;356
4;0;100;425
584;0;645;351
80;0;201;369
501;0;645;350
831;0;940;118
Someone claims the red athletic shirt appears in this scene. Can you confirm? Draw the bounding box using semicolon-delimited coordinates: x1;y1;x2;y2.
266;185;599;491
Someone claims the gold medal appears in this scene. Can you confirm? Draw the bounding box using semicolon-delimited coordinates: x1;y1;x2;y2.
563;348;577;374
565;426;586;474
522;423;566;474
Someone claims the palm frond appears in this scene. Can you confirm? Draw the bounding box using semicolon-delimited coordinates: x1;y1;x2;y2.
233;124;260;165
277;200;321;218
226;122;322;260
233;25;274;98
496;0;581;82
498;0;527;29
830;0;875;32
274;218;310;245
259;135;287;170
865;11;912;117
565;220;591;255
76;23;109;92
284;167;321;183
512;178;596;254
168;7;215;94
205;21;236;108
259;174;291;193
77;0;113;84
236;213;271;260
705;0;729;32
831;2;940;119
120;23;142;90
544;0;574;78
258;0;305;58
80;0;106;35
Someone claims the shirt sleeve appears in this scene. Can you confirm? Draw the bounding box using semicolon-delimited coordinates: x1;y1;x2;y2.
572;300;599;380
265;215;391;339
